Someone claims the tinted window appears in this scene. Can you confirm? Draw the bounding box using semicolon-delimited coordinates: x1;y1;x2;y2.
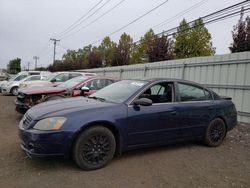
178;83;211;102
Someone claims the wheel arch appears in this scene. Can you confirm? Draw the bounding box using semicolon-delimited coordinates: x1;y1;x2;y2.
71;121;122;155
213;116;228;131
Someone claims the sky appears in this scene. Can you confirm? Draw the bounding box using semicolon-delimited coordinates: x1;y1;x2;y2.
0;0;247;69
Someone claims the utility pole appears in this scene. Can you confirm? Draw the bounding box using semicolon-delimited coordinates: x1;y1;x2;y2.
50;38;60;65
33;56;39;70
27;62;30;70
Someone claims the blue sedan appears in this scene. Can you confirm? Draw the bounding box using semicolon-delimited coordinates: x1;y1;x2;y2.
18;78;237;170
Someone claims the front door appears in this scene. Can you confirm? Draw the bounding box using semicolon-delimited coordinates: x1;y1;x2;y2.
127;82;180;147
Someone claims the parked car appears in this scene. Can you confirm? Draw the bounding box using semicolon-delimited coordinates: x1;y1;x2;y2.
0;74;14;93
1;71;50;95
18;78;237;170
15;76;117;114
19;72;96;89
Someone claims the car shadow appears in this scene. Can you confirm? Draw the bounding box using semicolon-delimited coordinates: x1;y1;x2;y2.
25;140;203;171
115;140;202;160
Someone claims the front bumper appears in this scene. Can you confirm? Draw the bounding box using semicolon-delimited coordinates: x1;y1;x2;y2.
15;100;30;114
18;126;75;158
1;85;11;94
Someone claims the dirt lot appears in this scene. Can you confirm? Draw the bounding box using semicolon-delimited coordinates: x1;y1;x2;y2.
0;95;249;188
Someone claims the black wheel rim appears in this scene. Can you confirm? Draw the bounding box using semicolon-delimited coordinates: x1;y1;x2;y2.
210;122;224;143
81;134;111;165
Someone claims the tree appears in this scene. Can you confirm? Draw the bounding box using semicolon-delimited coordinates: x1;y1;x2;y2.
99;37;116;66
7;58;21;74
88;47;103;68
174;18;215;58
111;33;133;66
229;14;250;53
147;34;174;62
130;29;155;64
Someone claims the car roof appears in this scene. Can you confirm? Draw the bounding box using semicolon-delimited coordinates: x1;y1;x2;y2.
125;77;208;88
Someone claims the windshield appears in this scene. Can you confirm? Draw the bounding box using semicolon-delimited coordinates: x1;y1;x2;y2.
42;73;57;81
57;76;88;89
90;80;147;103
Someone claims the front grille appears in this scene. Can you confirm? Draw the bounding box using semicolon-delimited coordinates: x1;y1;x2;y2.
22;114;33;130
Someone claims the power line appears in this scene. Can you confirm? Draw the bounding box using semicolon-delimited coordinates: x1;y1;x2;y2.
132;0;208;41
54;0;105;38
152;0;208;30
162;5;249;36
60;0;126;40
91;0;169;45
133;0;250;45
57;0;113;39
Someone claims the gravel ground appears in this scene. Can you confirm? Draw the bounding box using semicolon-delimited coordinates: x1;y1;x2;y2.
0;95;249;188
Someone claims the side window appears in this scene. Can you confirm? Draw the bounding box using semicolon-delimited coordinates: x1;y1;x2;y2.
15;75;27;81
85;80;99;90
30;76;41;81
150;84;165;95
178;83;211;102
139;82;174;104
54;73;69;82
104;79;115;87
204;89;212;100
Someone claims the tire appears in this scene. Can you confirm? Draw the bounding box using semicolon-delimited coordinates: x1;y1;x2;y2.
73;126;116;170
45;96;64;101
11;86;19;96
204;118;227;147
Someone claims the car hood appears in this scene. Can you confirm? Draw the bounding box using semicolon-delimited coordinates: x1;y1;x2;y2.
22;80;53;87
28;97;116;120
20;86;66;95
0;80;8;86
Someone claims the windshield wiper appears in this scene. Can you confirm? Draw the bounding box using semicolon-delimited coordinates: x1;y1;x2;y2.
88;96;106;102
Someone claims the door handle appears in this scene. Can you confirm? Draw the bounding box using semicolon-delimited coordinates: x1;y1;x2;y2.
170;111;177;115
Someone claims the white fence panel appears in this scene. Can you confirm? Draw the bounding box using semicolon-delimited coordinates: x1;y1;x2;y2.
80;52;250;123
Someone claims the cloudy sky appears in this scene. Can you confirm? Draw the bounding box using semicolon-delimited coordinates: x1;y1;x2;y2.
0;0;246;69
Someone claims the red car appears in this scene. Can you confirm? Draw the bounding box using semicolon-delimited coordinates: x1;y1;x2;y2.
15;76;118;114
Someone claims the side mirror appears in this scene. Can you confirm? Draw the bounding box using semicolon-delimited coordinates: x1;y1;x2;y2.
50;78;56;82
81;86;90;92
133;98;152;106
80;86;90;96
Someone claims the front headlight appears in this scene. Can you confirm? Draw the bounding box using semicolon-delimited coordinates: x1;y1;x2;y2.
20;83;27;88
33;117;67;131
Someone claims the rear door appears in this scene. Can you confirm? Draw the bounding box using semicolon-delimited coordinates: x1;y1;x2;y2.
175;82;215;138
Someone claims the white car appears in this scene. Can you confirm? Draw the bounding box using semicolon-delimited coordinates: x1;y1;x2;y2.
1;71;50;95
19;72;96;89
